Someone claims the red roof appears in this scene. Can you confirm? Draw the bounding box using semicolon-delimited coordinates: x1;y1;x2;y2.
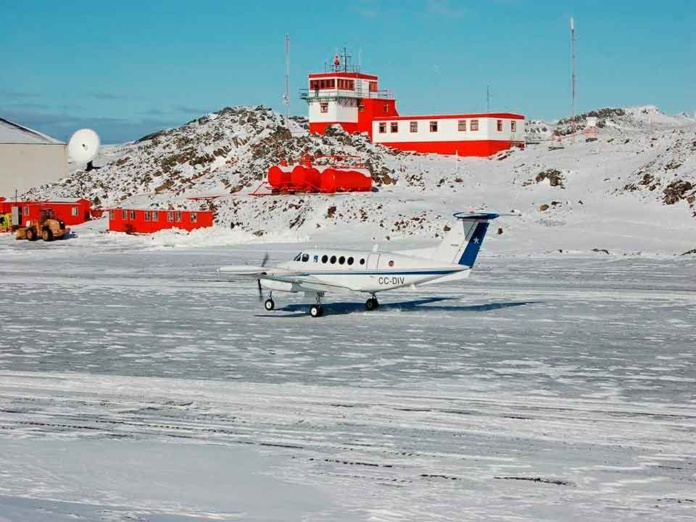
373;112;525;121
308;72;379;81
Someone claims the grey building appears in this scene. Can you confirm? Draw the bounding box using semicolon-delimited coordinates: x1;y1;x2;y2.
0;118;68;196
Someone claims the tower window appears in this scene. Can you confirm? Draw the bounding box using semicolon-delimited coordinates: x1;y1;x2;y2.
410;121;418;133
511;121;517;132
378;122;387;133
458;120;467;132
430;121;438;132
497;120;503;132
390;122;398;133
320;102;328;113
471;119;479;131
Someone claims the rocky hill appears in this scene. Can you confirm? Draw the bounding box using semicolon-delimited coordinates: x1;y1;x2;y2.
24;105;696;254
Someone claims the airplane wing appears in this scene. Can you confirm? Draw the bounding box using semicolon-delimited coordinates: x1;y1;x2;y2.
262;274;357;295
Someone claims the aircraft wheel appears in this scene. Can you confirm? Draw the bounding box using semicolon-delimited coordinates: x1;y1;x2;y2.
264;298;275;311
309;305;324;318
365;298;379;311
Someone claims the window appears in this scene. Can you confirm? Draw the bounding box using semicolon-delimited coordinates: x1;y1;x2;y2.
378;122;387;134
388;260;394;267
152;211;159;222
130;210;136;220
320;102;328;114
167;212;174;222
410;121;418;133
471;119;479;131
321;255;328;263
430;121;438;132
301;253;309;262
109;210;115;220
190;213;197;223
497;120;503;132
339;256;345;265
293;253;302;261
369;81;377;92
23;207;29;216
330;255;337;264
390;122;398;133
175;212;182;222
511;121;517;132
458;120;467;132
360;258;365;265
72;207;78;216
144;211;151;221
383;104;389;114
122;210;128;220
347;257;354;265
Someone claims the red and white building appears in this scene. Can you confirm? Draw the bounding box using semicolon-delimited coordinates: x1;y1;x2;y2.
0;197;92;229
302;57;525;157
108;208;214;234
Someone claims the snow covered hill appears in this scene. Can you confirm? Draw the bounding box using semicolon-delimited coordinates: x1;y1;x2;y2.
23;105;696;255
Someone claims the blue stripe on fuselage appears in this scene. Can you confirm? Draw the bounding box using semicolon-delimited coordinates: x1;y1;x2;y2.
298;269;460;276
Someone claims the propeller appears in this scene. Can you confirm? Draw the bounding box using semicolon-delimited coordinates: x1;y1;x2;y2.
257;253;269;301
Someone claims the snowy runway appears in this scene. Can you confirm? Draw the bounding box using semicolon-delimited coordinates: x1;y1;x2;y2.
0;239;694;521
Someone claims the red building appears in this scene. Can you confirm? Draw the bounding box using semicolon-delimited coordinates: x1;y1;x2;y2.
108;208;214;234
0;197;92;229
302;54;525;157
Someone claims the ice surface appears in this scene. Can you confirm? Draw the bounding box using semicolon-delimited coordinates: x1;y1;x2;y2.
0;236;694;521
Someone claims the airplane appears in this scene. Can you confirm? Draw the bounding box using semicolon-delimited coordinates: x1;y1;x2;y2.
219;211;513;317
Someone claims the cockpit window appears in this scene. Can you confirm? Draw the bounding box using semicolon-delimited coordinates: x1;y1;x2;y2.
301;253;309;262
293;253;302;261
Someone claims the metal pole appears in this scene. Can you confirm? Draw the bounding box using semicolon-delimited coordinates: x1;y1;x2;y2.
284;34;290;129
571;17;576;135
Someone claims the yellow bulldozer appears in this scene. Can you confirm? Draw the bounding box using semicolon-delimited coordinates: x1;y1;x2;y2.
15;208;70;241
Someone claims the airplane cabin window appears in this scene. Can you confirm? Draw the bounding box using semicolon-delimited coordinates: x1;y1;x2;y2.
301;253;309;262
330;255;337;264
347;257;354;265
322;255;328;263
360;258;365;265
339;256;345;265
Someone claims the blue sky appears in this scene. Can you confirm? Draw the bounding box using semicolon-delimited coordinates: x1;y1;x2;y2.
2;0;693;143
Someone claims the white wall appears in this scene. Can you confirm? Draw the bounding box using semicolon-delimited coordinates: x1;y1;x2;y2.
372;117;524;143
308;98;358;123
0;144;68;196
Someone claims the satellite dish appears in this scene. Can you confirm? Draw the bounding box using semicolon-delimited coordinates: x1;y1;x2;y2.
68;128;101;171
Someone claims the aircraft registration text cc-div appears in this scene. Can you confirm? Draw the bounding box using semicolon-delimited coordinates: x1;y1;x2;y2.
219;211;516;317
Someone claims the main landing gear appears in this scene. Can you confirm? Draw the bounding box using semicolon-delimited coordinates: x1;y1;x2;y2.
309;292;325;318
264;298;275;311
365;296;379;311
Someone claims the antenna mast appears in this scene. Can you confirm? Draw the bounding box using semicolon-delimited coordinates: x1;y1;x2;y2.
570;17;576;134
283;34;290;129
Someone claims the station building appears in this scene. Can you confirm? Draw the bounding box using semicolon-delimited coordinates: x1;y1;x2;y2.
302;57;525;157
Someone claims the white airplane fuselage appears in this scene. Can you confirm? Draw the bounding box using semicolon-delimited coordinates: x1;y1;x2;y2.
262;249;470;294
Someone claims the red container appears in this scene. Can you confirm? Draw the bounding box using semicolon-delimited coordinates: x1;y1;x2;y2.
303;167;321;191
320;168;372;193
268;165;292;190
290;165;307;190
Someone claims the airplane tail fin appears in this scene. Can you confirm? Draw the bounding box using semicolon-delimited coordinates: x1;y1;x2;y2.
430;212;502;267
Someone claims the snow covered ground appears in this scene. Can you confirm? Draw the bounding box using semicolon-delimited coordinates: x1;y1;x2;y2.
0;231;694;521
